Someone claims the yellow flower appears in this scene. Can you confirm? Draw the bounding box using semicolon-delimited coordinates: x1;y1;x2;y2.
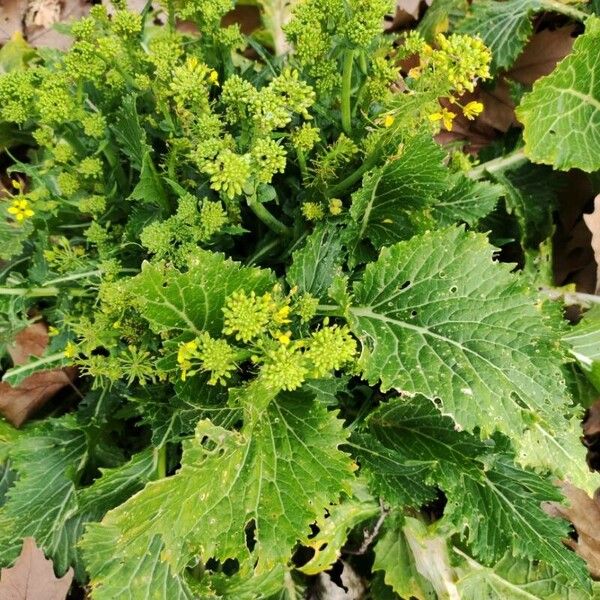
274;305;291;325
7;198;34;222
462;100;484;120
275;331;292;346
429;108;456;131
383;114;395;128
407;67;421;80
209;69;219;85
64;341;78;359
329;198;343;216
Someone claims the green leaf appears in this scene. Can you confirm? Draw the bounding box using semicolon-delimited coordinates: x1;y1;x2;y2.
113;95;148;170
375;515;458;599
432;174;502;227
0;219;32;260
287;223;345;299
564;305;600;391
518;417;597;495
351;431;437;508
128;152;169;207
350;134;448;248
419;0;470;40
458;0;541;71
0;416;87;575
491;163;559;249
454;549;592;599
517;17;600;172
299;481;379;575
134;377;237;446
81;386;355;598
78;450;157;519
373;514;437;600
347;226;569;436
129;252;275;339
362;397;588;586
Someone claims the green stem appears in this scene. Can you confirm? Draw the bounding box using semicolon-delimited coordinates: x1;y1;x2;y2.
326;149;381;198
467;148;527;180
247;198;291;236
43;270;103;286
341;49;355;136
0;286;59;297
2;352;65;383
155;445;167;479
167;0;176;32
245;237;281;266
539;288;600;306
0;286;89;298
540;0;588;21
297;149;308;181
317;304;345;317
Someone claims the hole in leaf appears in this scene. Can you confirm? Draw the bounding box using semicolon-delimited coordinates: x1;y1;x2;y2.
245;519;257;552
400;280;411;290
307;523;320;540
449;285;457;293
327;562;348;592
410;310;418;317
292;545;315;568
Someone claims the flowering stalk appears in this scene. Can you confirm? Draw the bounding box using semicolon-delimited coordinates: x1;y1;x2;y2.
341;49;355;135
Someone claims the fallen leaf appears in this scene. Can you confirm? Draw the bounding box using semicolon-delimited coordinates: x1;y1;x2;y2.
6;321;48;364
584;400;600;472
510;26;576;86
584;401;600;439
0;0;28;45
543;482;600;578
24;0;61;30
0;537;73;600
0;322;76;427
26;0;90;50
583;195;600;294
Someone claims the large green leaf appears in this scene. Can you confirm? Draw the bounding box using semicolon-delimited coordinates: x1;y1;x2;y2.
455;549;592;599
350;134;448;248
517;17;600;172
0;416;87;574
347;226;570;437
78;450;157;519
458;0;541;71
490;163;559;249
81;386;355;598
298;481;379;575
129;251;275;338
361;397;588;586
373;514;437;600
134;377;236;446
432;174;502;227
564;304;600;391
287;223;345;299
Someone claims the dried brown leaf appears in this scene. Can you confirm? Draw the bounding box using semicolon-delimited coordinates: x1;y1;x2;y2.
0;537;73;600
0;322;76;427
543;482;600;578
584;401;600;439
26;0;90;50
24;0;61;29
0;0;27;44
510;25;576;86
583;195;600;294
